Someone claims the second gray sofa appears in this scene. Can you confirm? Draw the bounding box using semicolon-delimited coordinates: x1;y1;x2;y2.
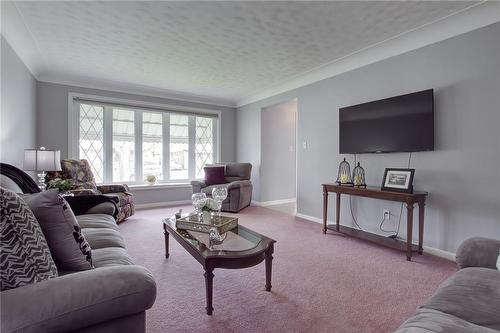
395;237;500;333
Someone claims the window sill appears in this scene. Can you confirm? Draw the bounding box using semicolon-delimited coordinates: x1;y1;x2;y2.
128;183;192;191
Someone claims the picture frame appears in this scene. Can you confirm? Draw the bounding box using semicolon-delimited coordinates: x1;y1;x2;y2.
381;168;415;193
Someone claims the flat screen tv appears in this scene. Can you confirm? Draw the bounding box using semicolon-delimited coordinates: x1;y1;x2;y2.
339;89;434;154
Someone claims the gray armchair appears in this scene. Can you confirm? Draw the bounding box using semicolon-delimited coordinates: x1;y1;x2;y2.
191;163;253;213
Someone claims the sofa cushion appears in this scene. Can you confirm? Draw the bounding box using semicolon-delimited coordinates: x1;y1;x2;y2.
0;187;58;290
422;267;500;331
204;166;226;186
91;247;134;268
76;214;118;230
21;189;93;271
82;228;126;249
395;308;498;333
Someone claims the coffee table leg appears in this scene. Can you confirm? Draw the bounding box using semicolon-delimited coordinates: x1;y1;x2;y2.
265;243;274;292
204;267;214;315
163;224;170;259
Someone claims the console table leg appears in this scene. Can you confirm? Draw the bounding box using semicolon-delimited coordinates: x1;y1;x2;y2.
418;202;425;255
204;267;214;315
265;243;274;292
335;193;341;232
163;225;170;259
406;204;414;261
323;189;328;234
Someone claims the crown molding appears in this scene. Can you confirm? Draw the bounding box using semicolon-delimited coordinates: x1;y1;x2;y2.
236;1;500;107
38;73;237;108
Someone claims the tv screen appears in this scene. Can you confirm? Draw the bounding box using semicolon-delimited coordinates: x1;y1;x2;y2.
339;89;434;154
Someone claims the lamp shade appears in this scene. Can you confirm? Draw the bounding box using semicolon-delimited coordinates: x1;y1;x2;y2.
24;147;61;171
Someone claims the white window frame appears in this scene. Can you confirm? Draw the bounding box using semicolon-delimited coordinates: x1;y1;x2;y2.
68;92;221;185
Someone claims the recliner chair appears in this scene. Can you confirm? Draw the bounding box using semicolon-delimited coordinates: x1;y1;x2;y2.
191;163;252;213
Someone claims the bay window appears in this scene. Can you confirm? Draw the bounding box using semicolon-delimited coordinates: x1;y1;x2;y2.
71;95;219;184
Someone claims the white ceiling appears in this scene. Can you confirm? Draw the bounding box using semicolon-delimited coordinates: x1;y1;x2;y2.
2;1;495;106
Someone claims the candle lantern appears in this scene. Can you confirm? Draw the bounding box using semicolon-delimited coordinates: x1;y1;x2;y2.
352;162;367;188
336;158;353;186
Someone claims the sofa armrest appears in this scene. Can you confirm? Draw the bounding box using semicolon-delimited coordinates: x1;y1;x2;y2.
227;180;252;190
0;265;156;333
191;180;207;193
97;184;130;194
456;237;500;270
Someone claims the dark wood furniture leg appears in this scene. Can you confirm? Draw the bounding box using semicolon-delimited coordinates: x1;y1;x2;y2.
418;202;425;255
265;243;274;292
204;266;214;315
163;224;170;259
406;203;414;261
323;189;328;234
336;193;341;232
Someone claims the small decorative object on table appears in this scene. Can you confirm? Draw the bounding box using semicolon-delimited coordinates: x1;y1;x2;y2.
336;158;353;186
175;215;238;234
191;193;207;222
208;228;227;249
381;168;415;193
352;162;367;188
211;186;228;220
145;174;157;185
202;198;219;222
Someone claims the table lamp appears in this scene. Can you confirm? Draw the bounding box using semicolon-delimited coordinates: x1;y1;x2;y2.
24;147;61;191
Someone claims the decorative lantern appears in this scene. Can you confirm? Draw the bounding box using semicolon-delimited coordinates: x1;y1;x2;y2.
352;162;367;188
336;158;353;186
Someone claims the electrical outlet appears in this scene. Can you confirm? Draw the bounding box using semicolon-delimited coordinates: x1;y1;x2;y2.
383;210;390;220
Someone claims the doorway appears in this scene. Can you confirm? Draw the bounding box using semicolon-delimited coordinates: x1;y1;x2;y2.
260;99;297;214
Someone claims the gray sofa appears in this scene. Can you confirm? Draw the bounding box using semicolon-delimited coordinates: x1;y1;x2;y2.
395;237;500;333
0;164;156;333
191;162;253;213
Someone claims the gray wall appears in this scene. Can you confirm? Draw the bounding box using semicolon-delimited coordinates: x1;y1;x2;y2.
237;22;500;253
261;99;296;202
37;81;237;205
1;36;37;168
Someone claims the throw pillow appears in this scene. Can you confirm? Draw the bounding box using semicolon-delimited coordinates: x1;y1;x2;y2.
204;166;225;186
60;159;98;190
0;187;58;290
20;189;93;271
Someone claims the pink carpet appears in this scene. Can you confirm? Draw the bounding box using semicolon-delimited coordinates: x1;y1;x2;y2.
119;205;456;333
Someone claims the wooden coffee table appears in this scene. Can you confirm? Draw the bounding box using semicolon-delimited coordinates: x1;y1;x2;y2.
162;215;276;315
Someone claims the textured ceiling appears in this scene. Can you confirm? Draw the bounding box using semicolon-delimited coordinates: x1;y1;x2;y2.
6;1;479;105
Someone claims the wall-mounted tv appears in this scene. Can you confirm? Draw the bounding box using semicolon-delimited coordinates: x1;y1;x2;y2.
339;89;434;154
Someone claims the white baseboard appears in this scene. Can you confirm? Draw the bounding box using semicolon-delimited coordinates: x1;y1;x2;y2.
252;198;296;207
295;212;456;262
135;200;191;210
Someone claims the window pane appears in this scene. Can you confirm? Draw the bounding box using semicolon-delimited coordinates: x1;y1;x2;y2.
112;109;135;182
143;112;163;180
195;116;214;178
170;115;189;180
79;104;104;183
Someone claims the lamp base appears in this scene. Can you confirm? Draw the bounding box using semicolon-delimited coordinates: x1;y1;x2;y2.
37;171;47;191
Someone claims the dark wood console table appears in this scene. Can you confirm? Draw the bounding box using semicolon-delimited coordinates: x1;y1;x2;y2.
322;184;427;261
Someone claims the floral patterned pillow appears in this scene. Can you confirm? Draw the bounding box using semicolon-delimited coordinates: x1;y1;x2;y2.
61;159;98;190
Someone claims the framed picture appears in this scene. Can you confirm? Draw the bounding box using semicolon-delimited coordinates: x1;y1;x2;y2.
381;168;415;193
